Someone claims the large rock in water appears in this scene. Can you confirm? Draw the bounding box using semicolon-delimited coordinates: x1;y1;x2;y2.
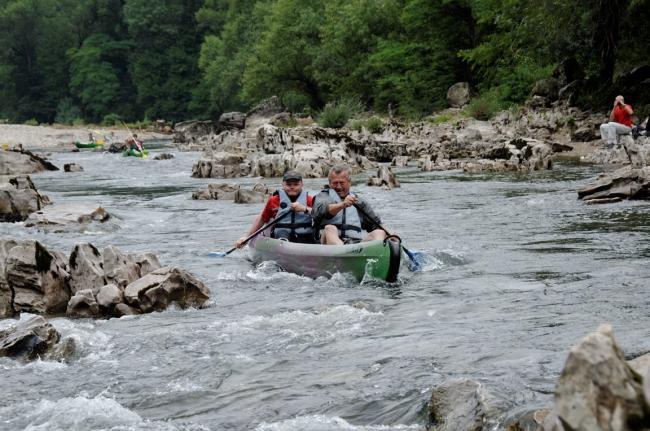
24;204;110;228
5;240;71;315
428;378;486;431
0;315;60;360
0;175;50;222
553;324;648;430
124;266;210;313
0;240;18;317
69;243;105;294
0;149;58;175
577;166;650;204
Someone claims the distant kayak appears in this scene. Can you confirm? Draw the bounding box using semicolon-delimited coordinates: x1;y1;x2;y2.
75;141;104;149
249;236;402;282
122;148;149;158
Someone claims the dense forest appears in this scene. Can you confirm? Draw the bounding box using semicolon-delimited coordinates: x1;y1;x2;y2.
0;0;648;125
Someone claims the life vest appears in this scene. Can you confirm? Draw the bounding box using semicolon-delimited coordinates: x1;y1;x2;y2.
325;188;362;241
272;189;313;239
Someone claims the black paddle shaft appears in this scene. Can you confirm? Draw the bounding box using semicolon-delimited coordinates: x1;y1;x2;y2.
224;209;292;256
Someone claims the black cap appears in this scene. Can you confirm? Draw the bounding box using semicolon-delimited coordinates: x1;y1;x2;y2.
282;171;302;181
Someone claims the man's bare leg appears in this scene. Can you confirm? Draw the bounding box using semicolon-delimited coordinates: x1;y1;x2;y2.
363;229;387;242
321;225;344;245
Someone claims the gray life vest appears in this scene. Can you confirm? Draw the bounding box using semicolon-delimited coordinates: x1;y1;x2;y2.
272;189;313;239
325;188;362;240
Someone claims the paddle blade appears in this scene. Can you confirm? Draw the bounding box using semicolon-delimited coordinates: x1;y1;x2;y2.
403;247;426;272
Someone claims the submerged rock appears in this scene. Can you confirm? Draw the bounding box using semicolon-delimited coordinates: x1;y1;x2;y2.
24;204;110;228
63;163;84;172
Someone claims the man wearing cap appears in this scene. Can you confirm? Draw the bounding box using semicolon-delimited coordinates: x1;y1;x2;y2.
312;165;387;245
234;171;315;248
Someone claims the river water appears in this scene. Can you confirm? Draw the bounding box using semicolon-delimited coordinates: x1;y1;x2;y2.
1;146;650;431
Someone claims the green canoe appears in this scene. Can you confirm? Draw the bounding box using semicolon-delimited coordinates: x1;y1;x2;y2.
75;141;104;149
249;236;401;282
122;148;149;158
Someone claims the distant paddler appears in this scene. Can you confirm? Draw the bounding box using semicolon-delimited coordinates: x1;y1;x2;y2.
124;133;145;153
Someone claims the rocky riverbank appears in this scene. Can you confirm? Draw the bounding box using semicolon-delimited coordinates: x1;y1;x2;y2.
174;96;641;180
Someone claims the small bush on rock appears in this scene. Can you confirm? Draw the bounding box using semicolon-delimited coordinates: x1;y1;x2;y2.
466;90;503;120
318;98;363;128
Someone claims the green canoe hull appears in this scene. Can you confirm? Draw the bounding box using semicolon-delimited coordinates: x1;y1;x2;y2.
122;149;149;157
75;141;104;149
249;236;401;282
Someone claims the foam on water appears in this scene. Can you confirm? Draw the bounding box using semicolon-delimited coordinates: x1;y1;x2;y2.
16;395;141;431
254;415;423;431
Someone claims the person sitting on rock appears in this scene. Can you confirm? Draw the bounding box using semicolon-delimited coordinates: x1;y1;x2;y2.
234;171;315;247
600;95;634;148
125;134;144;152
312;165;386;245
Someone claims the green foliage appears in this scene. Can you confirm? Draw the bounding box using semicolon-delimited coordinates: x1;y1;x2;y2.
55;98;82;125
68;34;131;122
465;89;504;120
24;118;39;126
0;0;641;124
348;116;384;133
318;98;363;128
101;113;121;126
365;117;384;134
242;0;325;108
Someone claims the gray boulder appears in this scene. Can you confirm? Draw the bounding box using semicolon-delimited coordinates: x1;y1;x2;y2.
0;175;50;222
578;166;650;204
0;315;60;360
102;246;141;288
0;239;18;317
554;324;647;430
447;82;471;108
367;165;400;189
96;283;124;311
69;243;105;294
234;188;269;204
66;288;101;318
113;303;141;317
217;112;246;131
0;149;58;175
173;120;214;144
124;266;210;313
135;252;162;277
428;378;485;431
192;183;240;200
63;163;84;172
5;240;71;314
25;204;110;228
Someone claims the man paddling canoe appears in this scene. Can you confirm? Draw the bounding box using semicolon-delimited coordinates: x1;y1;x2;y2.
312;165;387;245
235;171;315;248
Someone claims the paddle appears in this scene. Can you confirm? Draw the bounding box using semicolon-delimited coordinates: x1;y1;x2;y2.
208;209;292;257
121;121;146;157
352;203;424;272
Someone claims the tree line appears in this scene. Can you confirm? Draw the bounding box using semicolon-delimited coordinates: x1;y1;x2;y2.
0;0;646;125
